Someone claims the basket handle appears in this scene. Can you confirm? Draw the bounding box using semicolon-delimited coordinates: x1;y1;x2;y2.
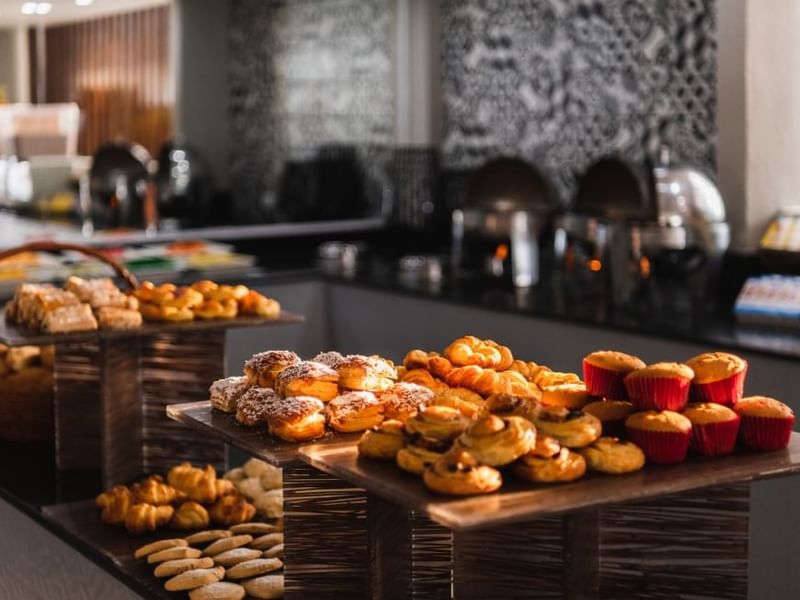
0;242;139;289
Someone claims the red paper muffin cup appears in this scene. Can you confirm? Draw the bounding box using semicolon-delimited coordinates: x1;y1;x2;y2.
583;360;628;399
739;415;795;451
690;416;740;456
690;365;748;406
625;426;691;464
624;376;691;412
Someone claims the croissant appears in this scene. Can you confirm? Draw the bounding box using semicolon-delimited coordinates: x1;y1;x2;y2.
445;366;510;397
96;485;133;526
428;356;455;381
400;368;449;392
508;360;552;382
444;336;514;370
171;501;210;530
131;475;186;505
498;370;541;399
125;503;174;535
402;349;438;370
208;494;256;526
216;479;237;498
167;463;218;504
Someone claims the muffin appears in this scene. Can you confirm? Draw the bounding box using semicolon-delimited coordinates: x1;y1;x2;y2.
623;362;694;412
682;402;740;456
540;383;591;409
582;399;635;438
625;410;692;464
735;396;795;451
685;352;747;406
582;350;646;399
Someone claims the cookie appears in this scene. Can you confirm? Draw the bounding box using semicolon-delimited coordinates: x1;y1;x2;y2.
154;557;214;578
147;546;203;564
250;533;283;550
164;566;225;592
189;581;246;600
243;574;284;599
212;547;263;567
185;530;234;547
134;538;188;559
263;544;284;559
225;558;283;580
203;534;253;556
228;522;280;535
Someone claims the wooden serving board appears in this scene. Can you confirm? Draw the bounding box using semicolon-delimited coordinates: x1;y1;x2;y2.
166;401;361;467
299;433;800;531
0;309;304;347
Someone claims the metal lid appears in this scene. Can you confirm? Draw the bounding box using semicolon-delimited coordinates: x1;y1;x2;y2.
653;147;726;226
464;157;557;214
573;156;653;221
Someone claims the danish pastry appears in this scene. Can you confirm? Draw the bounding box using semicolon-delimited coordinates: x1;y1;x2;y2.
513;447;586;483
540;382;591;409
171;501;211;530
325;391;384;433
499;370;541;398
428;355;455;380
207;284;249;302
423;449;503;496
531;434;561;458
275;361;339;401
357;419;407;460
244;350;301;388
444;336;514;370
405;405;470;442
445;365;510;397
430;388;484;418
379;382;434;422
533;371;582;387
400;368;449;392
577;437;646;474
508;360;550;382
266;395;326;442
210;376;250;413
456;415;536;466
140;302;194;322
161;286;204;310
96;306;142;330
533;406;602;448
396;444;446;475
337;354;397;392
481;393;539;422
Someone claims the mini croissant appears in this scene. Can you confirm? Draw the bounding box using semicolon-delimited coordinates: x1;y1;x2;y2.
167;463;218;504
215;478;237;499
131;475;186;505
208;494;256;527
171;501;210;530
96;485;133;526
124;503;174;535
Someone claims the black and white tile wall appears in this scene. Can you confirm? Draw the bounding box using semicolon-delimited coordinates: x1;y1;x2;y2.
440;0;717;204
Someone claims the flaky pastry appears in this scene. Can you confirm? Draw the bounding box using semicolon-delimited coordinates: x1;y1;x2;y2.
244;350;300;388
275;361;339;401
336;354;397;392
456;415;536;466
444;335;514;370
266;396;326;442
357;419;407;460
325;391;384;433
423;449;503;496
533;406;602;448
513;447;586;483
405;405;469;442
379;382;434;422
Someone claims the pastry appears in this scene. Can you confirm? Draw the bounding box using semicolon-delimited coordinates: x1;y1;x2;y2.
686;352;748;405
95;306;142;330
531;434;561;458
399;368;449;392
312;350;346;369
189;582;246;600
623;362;694;412
225;558;283;580
42;303;98;333
242;457;281;482
148;546;203;564
533;371;582;388
625;410;692;464
243;575;284;599
131;475;185;505
445;366;511;397
125;503;174;535
513;447;586;483
379;382;434;422
258;468;282;492
154;557;215;578
206;284;249;303
254;490;283;519
275;361;339;401
683;402;741;456
212;547;263;567
577;437;646;474
229;522;282;535
423;449;503;496
4;346;40;372
481;393;539;422
533;406;602;448
405;405;469;442
455;415;536;466
168;463;219;504
96;485;133;526
140;302;194;322
237;477;264;501
134;281;177;304
325;391;384;432
267;395;326;441
508;360;550;382
235;386;280;427
185;530;233;546
734;396;795;451
540;383;591;409
191;280;220;296
357;419;407;460
402;349;439;369
134;538;188;559
208;494;257;526
337;354;397;392
581;399;635;437
243;350;300;388
396;444;446;475
164;566;225;592
263;544;284;559
499;370;541;398
65;276;117;301
444;336;514;370
172;501;211;530
582;350;646;399
250;532;283;550
203;534;253;556
428;355;455;380
194;299;238;320
215;479;236;498
238;290;281;318
161;286;204;310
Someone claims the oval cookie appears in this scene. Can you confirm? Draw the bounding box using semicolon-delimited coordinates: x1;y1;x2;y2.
250;533;283;550
243;574;284;599
154;557;214;578
213;547;263;567
189;581;246;600
164;566;225;592
148;546;202;564
134;538;187;559
225;558;283;580
263;544;284;559
185;530;233;547
228;522;281;535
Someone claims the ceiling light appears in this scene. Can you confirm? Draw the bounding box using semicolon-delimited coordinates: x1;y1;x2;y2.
21;2;37;14
35;2;52;14
75;0;93;6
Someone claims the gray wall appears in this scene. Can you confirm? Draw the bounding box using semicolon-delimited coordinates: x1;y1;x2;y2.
0;29;18;103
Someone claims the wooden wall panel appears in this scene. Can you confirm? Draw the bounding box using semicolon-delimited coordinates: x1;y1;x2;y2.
37;6;172;157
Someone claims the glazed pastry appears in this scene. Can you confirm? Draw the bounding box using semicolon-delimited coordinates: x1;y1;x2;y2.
396;444;446;475
243;350;300;388
577;437;646;474
337;354;397;392
423;449;503;496
379;382;435;422
445;366;511;397
540;382;591;409
430;388;484;418
210;376;250;413
582;399;635;437
134;281;176;304
312;350;346;369
96;485;133;526
125;503;174;535
275;361;339;401
513;447;586;483
625;410;693;464
42;303;98;333
134;538;188;559
428;355;455;381
499;369;541;398
96;306;142;330
235;387;280;427
399;368;449;392
405;405;470;442
582;350;645;399
168;463;219;504
208;495;257;527
456;415;536;466
533;406;602;448
266;396;326;442
194;299;238;320
444;336;514;370
206;284;249;302
531;434;561;458
171;501;211;530
357;419;407;460
481;393;539;422
624;362;695;412
735;396;795;451
238;290;281;318
325;391;384;433
131;475;185;505
686;352;748;405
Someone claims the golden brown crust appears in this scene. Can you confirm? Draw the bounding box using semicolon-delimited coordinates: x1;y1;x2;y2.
577;437;646;474
235;387;279;426
379;382;434;422
96;485;134;526
238;291;280;318
336;355;397;392
624;410;692;433
311;351;346;369
683;402;739;425
243;351;301;388
171;501;210;530
423;449;503;496
735;396;794;419
513;447;586;483
125;503;174;535
399;368;449;392
445;365;509;397
533;407;602;448
131;475;185;505
275;361;339;401
405;405;470;442
396;445;445;475
481;393;539;422
444;336;514;370
430;388;484;418
540;383;590;409
167;463;219;504
685;352;747;383
624;362;694;381
402;349;438;370
325;391;384;433
456;415;536;466
266;396;326;441
208;495;257;527
583;351;646;373
357;419;407;460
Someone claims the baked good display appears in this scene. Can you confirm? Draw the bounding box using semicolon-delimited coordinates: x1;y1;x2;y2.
235;387;279;427
379;382;434;422
244;351;301;388
399;368;449;392
685;352;748;406
480;393;538;422
172;502;211;530
683;402;741;456
266;396;326;442
209;376;250;413
325;391;384;433
423;449;503;496
456;415;536;466
396;443;447;475
734;396;795;451
533;406;602;448
405;405;470;442
625;410;692;464
357;419;407;460
582;350;646;399
577;437;646;474
275;361;339;401
540;382;590;409
311;350;346;369
582;399;635;437
444;335;514;370
336;354;397;392
623;362;694;412
513;447;587;483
